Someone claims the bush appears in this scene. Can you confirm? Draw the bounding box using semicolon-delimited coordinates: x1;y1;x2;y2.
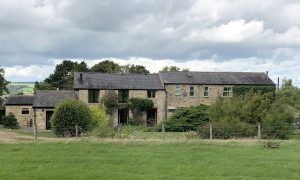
198;122;256;139
100;90;118;114
51;100;92;137
165;105;209;131
89;105;108;128
2;113;19;129
92;126;117;138
129;98;154;125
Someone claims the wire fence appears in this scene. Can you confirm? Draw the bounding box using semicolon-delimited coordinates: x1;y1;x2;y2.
30;122;300;142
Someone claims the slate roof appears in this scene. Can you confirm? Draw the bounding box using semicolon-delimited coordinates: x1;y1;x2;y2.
73;72;165;90
33;90;76;108
159;72;275;85
5;95;35;105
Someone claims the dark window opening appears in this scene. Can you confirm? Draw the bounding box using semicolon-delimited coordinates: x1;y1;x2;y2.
118;90;129;103
147;90;156;98
22;108;29;114
88;90;99;103
147;108;157;127
118;108;129;125
46;111;54;130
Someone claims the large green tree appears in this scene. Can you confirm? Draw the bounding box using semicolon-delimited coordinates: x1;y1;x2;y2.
121;64;149;74
0;66;9;96
90;60;121;73
44;60;88;90
160;66;189;72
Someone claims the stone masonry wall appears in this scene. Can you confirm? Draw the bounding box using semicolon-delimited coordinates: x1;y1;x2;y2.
34;108;54;130
76;89;166;125
5;105;34;128
165;84;233;117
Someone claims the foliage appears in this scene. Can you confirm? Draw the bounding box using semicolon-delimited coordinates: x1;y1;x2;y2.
51;100;92;137
89;105;109;128
0;66;10;96
198;122;257;139
233;86;276;96
92;126;117;138
129;98;154;125
209;91;274;124
276;79;300;111
129;98;154;111
44;60;88;90
160;66;189;72
184;131;198;139
34;82;56;93
121;64;150;74
100;90;119;115
165;105;209;131
90;60;121;73
2;113;19;129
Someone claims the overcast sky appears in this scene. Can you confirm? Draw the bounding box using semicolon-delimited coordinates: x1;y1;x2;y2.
1;0;300;85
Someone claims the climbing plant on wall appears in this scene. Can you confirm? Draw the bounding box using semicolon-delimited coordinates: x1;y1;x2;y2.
233;86;276;96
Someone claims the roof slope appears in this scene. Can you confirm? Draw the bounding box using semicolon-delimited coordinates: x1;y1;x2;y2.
73;72;164;90
159;72;275;85
33;90;76;108
5;95;35;105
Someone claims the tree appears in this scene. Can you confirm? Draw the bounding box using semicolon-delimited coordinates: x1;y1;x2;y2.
34;82;56;93
160;66;189;72
44;60;88;90
0;66;9;96
51;100;92;137
121;64;150;74
90;60;121;73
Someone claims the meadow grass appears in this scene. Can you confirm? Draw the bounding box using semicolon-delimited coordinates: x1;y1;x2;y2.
0;141;300;180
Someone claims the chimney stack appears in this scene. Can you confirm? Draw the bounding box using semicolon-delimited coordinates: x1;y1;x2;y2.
266;71;269;77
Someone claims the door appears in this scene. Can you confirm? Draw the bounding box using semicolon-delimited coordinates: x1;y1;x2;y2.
118;108;129;125
46;111;54;130
147;108;157;127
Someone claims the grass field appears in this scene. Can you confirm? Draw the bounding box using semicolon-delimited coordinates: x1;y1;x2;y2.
7;82;35;95
1;141;300;179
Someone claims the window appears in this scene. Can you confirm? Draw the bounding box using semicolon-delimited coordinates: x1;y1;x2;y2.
147;90;156;98
223;87;233;97
189;86;195;97
118;90;129;103
22;108;29;114
204;86;209;97
174;85;181;96
88;90;99;103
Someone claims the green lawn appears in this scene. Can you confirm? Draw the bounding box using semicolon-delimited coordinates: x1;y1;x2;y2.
0;141;300;179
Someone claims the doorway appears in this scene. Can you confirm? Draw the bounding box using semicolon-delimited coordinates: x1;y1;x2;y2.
46;111;54;130
118;108;129;125
146;108;157;127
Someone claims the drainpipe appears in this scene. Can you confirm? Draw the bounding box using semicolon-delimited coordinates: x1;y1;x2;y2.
33;108;37;142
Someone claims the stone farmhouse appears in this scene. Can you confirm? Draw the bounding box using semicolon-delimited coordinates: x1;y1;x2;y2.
5;71;275;130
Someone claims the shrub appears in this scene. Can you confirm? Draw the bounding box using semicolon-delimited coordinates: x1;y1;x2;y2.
92;126;117;138
198;122;256;139
89;105;109;128
51;100;92;137
2;113;19;129
100;90;118;114
165;105;209;131
129;98;154;125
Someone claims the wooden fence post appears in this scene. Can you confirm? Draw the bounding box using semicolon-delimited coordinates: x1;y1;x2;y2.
75;124;78;139
209;123;213;140
162;122;165;141
258;123;261;142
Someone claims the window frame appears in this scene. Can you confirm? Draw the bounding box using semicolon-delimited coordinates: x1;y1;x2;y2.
222;87;233;97
21;108;30;115
147;90;156;98
88;89;100;103
189;86;195;97
204;86;209;97
174;85;181;96
118;90;129;103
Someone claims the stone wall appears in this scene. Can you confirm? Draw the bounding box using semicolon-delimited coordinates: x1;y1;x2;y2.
165;84;232;117
5;105;34;128
76;89;166;125
34;108;54;130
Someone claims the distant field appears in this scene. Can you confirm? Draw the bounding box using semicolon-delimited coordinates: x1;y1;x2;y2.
0;141;300;179
7;82;35;95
